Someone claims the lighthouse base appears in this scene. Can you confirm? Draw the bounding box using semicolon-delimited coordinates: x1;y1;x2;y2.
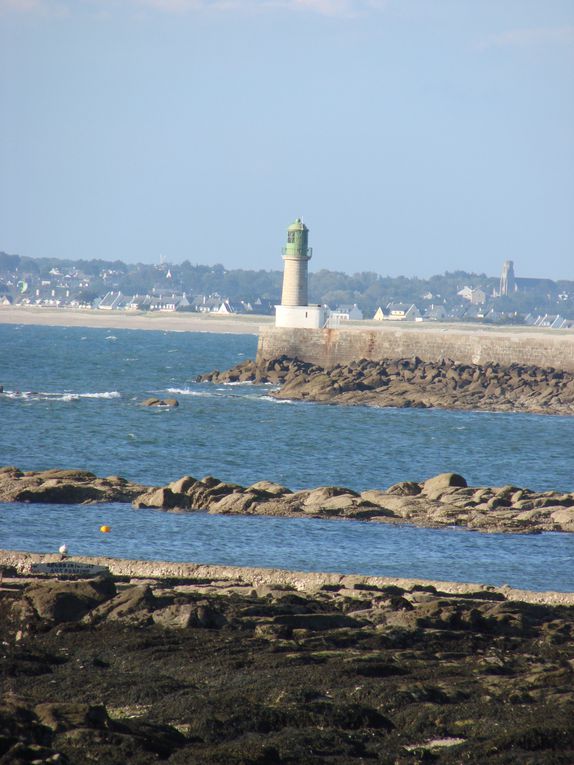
275;305;327;329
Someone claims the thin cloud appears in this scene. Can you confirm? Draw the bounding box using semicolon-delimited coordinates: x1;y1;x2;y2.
132;0;388;15
0;0;47;11
0;0;389;16
478;26;574;50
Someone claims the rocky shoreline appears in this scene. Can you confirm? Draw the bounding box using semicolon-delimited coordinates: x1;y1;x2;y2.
2;466;573;534
1;553;573;764
197;355;574;415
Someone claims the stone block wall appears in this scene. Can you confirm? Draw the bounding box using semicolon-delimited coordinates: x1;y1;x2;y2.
256;325;574;372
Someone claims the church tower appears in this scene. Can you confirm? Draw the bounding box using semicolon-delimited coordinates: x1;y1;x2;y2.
500;260;516;296
275;217;327;328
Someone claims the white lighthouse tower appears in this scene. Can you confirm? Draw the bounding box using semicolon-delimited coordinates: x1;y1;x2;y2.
275;218;327;328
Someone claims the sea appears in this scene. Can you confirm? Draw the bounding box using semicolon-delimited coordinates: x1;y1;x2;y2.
0;323;573;592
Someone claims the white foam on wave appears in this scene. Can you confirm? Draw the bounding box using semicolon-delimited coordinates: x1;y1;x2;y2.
1;390;121;401
78;391;121;399
164;387;213;397
105;335;117;341
260;395;296;405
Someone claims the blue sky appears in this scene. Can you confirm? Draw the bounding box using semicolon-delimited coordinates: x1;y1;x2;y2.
1;0;572;280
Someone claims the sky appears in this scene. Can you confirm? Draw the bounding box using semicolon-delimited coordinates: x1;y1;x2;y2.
0;1;573;280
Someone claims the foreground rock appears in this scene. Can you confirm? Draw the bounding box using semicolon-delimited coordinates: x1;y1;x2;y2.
133;470;574;534
1;557;573;764
0;467;147;504
198;355;574;415
1;465;573;533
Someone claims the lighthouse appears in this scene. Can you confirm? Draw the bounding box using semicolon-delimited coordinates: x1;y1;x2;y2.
275;218;327;328
281;218;311;306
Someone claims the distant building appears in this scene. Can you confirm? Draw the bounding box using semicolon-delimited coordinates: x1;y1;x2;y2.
533;314;573;329
500;260;516;296
424;304;447;321
499;260;556;297
515;277;557;294
98;291;125;310
375;302;421;321
457;286;486;305
217;300;245;314
335;304;363;321
193;295;222;313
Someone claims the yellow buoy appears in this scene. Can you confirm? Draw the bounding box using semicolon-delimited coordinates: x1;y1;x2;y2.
99;525;111;533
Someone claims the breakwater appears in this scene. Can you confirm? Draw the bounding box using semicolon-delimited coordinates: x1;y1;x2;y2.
199;355;574;416
257;324;574;372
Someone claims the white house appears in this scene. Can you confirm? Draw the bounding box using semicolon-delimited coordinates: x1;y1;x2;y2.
457;286;486;305
335;303;363;321
374;303;421;321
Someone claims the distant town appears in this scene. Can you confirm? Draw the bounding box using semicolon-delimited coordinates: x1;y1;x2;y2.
0;251;572;329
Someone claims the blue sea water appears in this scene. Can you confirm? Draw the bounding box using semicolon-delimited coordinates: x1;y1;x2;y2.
0;323;573;591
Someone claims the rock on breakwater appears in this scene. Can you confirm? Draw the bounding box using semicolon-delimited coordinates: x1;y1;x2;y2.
197;355;574;415
2;466;574;533
1;554;573;764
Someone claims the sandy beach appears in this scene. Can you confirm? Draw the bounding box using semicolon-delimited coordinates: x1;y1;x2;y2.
0;306;273;334
3;305;573;339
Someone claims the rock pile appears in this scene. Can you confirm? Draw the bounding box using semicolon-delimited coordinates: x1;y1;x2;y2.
1;465;573;533
1;563;573;764
0;466;147;504
197;355;574;415
133;470;574;534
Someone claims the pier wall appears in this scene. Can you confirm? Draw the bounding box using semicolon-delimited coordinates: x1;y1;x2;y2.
256;324;574;372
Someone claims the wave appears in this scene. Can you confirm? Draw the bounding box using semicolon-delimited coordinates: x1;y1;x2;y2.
1;390;121;401
164;388;214;397
78;391;121;399
260;396;296;405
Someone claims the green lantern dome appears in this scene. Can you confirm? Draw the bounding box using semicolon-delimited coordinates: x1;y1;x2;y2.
287;217;308;232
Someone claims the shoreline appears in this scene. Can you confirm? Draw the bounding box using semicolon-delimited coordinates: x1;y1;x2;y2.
2;549;574;762
0;305;272;334
2;549;574;604
2;305;573;339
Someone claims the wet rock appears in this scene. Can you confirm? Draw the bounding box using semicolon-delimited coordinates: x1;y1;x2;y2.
152;601;227;629
83;585;157;626
422;472;468;493
35;702;110;733
168;475;198;494
1;464;574;534
141;397;179;407
247;480;292;497
133;486;189;510
0;467;147;504
2;565;574;764
24;576;116;624
385;481;422;496
197;356;574;416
